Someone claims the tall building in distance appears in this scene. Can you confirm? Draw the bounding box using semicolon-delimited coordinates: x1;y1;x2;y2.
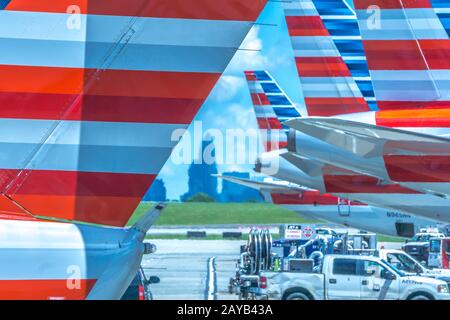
181;138;219;202
143;178;167;202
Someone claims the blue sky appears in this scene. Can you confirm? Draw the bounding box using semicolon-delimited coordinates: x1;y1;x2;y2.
159;2;305;200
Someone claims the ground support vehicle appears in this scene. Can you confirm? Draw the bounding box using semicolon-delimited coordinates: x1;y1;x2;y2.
259;255;450;300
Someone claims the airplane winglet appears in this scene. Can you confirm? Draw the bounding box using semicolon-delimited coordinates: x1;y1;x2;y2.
215;174;307;194
131;202;166;234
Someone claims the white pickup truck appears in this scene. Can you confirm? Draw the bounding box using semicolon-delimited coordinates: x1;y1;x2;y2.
258;255;450;300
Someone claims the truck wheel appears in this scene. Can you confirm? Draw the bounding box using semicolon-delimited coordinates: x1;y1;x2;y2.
285;292;310;300
407;293;434;300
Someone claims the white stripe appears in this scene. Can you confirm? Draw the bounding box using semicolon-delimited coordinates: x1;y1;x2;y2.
248;81;265;94
0;220;127;280
331;36;362;40
370;70;450;101
342;56;367;61
255;106;277;119
207;257;216;301
354;76;372;81
321;15;356;20
301;77;363;98
291;36;341;57
434;8;450;14
0;119;184;148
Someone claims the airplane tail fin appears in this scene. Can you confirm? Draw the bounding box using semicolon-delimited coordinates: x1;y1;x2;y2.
282;0;371;116
244;70;301;152
0;1;267;227
353;0;450;109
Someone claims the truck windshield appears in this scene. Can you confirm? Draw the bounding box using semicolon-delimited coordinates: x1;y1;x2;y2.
386;253;423;274
410;235;430;242
381;259;406;277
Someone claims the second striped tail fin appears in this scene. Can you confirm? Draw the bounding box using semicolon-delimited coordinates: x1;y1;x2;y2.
282;0;371;116
244;70;301;152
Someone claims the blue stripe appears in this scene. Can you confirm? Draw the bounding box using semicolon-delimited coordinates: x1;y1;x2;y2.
0;0;9;10
261;83;282;94
431;0;450;8
333;39;365;56
323;20;360;36
355;80;375;97
312;0;352;16
0;144;172;174
346;60;370;77
267;95;292;106
0;38;235;73
255;71;272;81
273;107;301;118
367;101;378;111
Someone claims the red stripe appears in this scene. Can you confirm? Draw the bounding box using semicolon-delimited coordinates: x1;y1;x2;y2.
375;108;450;127
12;194;143;226
0;170;155;226
7;170;155;197
0;65;220;99
0;279;96;300
251;93;270;105
296;57;351;77
285;16;329;36
354;0;431;9
6;0;267;21
304;97;370;116
323;174;419;194
384;155;450;182
362;40;428;70
0;195;36;220
419;39;450;70
376;116;450;127
245;74;257;81
0;92;203;124
377;101;450;110
271;191;339;205
257;118;282;130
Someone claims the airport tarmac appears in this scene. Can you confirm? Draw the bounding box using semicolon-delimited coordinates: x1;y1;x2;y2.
141;239;402;300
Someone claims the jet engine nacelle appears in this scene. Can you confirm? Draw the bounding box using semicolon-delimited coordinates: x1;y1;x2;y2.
255;149;325;193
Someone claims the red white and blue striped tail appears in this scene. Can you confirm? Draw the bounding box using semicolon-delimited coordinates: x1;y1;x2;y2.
282;0;371;117
244;70;301;152
353;0;450;109
0;0;267;227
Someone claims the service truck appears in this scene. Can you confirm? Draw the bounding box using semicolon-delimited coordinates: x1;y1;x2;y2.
258;255;450;300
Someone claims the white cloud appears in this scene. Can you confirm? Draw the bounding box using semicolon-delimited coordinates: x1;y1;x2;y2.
227;26;270;73
159;163;176;177
227;103;256;129
211;75;246;102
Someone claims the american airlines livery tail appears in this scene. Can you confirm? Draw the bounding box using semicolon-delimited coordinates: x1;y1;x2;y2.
0;0;267;299
220;69;439;237
285;0;450;210
244;70;300;151
284;0;371;116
